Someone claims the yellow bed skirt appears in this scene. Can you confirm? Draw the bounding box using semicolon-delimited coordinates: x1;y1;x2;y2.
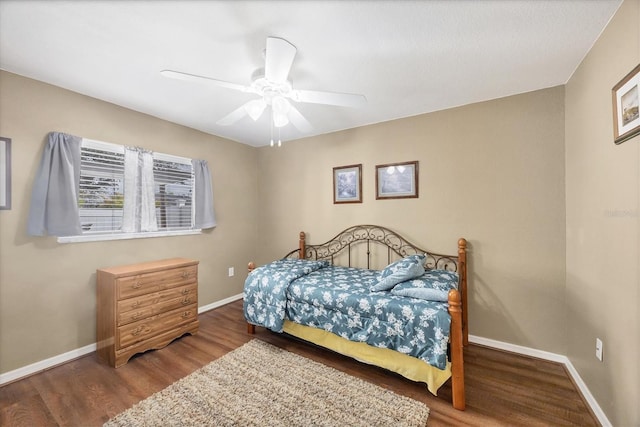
282;320;451;395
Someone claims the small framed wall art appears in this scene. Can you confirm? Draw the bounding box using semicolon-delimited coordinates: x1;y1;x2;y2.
333;164;362;204
612;63;640;144
375;160;418;200
0;137;11;210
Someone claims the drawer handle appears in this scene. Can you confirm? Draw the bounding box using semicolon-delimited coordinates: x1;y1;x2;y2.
131;325;150;336
131;301;141;308
181;311;192;319
181;288;190;295
132;282;141;289
131;312;143;320
181;297;191;305
181;271;189;279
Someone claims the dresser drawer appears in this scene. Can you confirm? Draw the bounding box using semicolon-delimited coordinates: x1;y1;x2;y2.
117;283;197;326
116;265;197;300
117;303;198;349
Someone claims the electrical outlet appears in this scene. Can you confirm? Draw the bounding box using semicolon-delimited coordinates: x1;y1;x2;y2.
228;267;235;277
595;338;603;361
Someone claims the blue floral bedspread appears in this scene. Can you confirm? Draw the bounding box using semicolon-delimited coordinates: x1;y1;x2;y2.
243;258;330;332
243;259;451;369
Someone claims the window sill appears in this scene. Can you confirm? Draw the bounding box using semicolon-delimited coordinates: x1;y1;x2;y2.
57;229;202;244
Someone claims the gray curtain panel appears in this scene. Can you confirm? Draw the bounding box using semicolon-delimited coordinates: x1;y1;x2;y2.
192;159;216;229
26;132;83;236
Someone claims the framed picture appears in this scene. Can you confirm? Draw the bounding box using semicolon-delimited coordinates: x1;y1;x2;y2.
376;161;418;200
0;137;10;210
612;63;640;144
333;164;362;204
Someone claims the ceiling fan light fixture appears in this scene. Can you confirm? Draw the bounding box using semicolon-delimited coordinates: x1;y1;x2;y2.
271;95;291;127
271;95;291;114
244;99;266;121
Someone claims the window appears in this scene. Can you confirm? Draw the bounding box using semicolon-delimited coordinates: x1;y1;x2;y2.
79;139;125;233
76;139;196;239
27;131;214;242
153;152;194;231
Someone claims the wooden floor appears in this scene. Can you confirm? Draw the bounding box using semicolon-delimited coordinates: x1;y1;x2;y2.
1;300;598;427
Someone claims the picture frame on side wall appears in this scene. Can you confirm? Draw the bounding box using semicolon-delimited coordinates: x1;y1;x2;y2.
0;137;11;210
375;161;419;200
612;63;640;144
333;164;362;204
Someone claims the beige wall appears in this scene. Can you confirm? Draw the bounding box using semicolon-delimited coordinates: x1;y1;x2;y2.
565;1;639;425
257;86;567;354
0;71;259;373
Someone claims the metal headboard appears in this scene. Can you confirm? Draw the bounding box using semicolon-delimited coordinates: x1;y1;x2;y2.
284;224;461;272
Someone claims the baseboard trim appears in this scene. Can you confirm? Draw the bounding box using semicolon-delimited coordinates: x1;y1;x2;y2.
0;343;97;386
0;293;244;386
198;293;243;314
469;335;611;427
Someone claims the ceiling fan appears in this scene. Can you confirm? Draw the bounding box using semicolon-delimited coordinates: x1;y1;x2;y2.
161;37;367;144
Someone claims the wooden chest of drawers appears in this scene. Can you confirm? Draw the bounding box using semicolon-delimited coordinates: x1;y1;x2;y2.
96;258;199;367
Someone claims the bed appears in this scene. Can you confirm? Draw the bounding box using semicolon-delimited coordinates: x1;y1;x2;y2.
243;225;468;410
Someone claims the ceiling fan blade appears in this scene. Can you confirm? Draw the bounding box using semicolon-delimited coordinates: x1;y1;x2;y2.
216;104;250;126
161;69;253;93
290;89;367;108
287;105;314;133
264;37;296;83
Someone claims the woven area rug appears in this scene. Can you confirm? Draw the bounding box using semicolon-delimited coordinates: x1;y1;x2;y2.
104;339;429;426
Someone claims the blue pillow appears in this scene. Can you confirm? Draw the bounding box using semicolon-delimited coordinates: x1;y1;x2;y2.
391;286;449;302
390;269;459;302
371;254;426;291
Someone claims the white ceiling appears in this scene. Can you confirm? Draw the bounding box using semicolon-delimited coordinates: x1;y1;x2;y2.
0;0;622;147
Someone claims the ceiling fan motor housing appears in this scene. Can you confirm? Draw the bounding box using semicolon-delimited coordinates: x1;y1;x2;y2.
250;68;293;105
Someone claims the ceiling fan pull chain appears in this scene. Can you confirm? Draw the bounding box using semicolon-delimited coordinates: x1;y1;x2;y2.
270;108;275;147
